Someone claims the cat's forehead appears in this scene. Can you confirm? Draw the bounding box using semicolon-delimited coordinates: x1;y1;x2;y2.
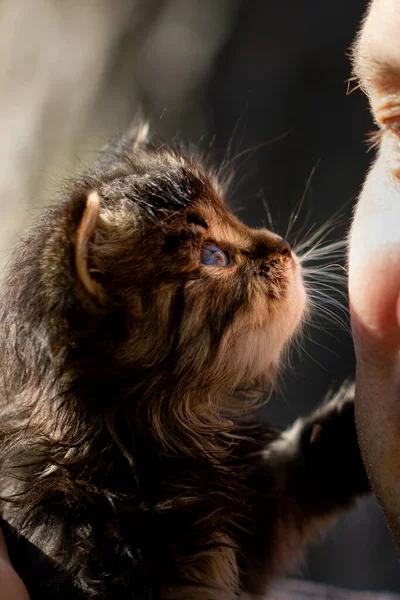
198;201;252;248
100;146;217;201
96;144;254;247
98;147;227;215
142;154;250;245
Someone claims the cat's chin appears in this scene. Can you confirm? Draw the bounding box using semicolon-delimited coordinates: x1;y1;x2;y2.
249;265;307;380
287;255;308;333
259;254;307;357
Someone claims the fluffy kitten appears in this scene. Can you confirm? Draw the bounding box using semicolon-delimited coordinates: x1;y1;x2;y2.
0;123;369;599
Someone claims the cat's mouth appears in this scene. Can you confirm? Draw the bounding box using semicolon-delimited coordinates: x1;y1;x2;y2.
264;253;307;334
244;254;306;340
257;253;301;298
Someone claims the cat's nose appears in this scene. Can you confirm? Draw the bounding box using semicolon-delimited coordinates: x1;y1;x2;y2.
279;239;292;258
252;233;292;259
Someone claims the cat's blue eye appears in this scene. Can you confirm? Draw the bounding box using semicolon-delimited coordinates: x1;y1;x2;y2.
201;246;229;267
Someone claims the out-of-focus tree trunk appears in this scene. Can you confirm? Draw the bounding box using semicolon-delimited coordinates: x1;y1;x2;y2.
0;0;141;272
0;0;136;270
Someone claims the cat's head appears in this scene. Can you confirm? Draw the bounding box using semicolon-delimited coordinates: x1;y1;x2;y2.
2;122;307;413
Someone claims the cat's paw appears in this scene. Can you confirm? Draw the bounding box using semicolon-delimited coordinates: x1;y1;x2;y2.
300;384;370;501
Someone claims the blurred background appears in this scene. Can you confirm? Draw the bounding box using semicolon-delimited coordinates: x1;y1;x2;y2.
0;0;398;593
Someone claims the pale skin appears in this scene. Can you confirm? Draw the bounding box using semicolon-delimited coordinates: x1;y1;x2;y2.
350;0;400;549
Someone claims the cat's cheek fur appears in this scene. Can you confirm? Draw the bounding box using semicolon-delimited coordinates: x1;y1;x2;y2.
215;304;304;390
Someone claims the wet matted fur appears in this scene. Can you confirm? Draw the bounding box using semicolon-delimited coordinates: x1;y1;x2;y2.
0;123;369;599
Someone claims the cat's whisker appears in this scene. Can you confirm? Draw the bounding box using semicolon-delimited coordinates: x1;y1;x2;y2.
290;336;333;373
306;284;348;300
305;292;351;334
285;161;320;240
303;268;346;279
306;295;348;316
293;214;346;255
297;237;346;261
300;249;346;265
259;191;276;233
295;328;343;359
302;267;347;284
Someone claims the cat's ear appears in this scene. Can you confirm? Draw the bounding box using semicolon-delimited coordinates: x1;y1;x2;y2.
94;117;150;170
125;118;150;151
109;118;150;154
75;190;105;304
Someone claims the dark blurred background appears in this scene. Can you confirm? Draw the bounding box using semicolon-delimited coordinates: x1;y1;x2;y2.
1;0;398;593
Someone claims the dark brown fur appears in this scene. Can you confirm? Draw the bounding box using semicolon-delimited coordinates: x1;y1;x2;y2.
0;123;369;599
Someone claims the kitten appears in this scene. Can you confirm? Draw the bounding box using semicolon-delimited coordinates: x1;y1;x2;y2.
0;123;369;600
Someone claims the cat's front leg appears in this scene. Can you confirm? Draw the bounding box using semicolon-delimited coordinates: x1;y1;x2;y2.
241;385;370;596
280;384;370;511
262;385;370;519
